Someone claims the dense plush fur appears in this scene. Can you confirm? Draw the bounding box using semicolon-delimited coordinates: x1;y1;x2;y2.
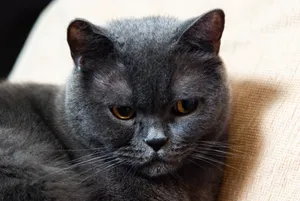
0;9;230;201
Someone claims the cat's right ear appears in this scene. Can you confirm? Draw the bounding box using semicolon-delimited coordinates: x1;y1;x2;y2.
178;9;225;54
67;19;115;69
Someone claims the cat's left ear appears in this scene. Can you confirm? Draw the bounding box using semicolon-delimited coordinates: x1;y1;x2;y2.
178;9;225;54
67;19;115;70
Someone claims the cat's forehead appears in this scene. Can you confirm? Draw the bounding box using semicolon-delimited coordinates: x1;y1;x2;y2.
108;17;181;55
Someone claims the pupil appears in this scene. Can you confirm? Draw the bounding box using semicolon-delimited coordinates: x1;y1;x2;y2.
182;100;195;111
118;107;131;116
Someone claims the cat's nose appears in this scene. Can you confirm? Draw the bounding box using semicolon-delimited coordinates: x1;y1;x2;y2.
144;136;168;151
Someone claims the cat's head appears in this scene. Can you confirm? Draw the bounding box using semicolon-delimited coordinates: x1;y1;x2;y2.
65;9;230;177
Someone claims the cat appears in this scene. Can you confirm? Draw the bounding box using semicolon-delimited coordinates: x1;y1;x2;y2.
0;9;230;201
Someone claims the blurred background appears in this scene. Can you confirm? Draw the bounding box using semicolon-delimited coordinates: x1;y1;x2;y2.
0;0;51;78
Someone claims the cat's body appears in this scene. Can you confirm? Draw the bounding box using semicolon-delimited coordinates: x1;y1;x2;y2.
0;83;87;200
0;9;230;201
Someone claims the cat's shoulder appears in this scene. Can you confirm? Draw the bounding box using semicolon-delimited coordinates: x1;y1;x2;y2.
0;81;59;109
0;81;59;99
0;81;60;125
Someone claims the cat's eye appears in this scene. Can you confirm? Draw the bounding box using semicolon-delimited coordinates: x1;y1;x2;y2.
173;99;199;116
111;106;135;120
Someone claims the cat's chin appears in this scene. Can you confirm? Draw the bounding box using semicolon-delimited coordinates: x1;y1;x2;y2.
139;160;180;178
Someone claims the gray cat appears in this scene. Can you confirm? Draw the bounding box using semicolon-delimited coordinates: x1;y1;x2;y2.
0;9;230;201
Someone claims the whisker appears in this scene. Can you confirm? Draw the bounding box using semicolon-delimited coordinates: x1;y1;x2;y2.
191;154;239;171
39;147;105;152
64;152;102;165
199;139;241;144
193;150;229;158
31;153;115;184
170;171;189;188
44;154;69;164
194;147;243;157
80;160;118;183
191;155;224;171
44;151;106;167
68;154;115;169
188;159;206;171
121;164;135;184
82;159;124;183
197;142;244;153
197;142;230;148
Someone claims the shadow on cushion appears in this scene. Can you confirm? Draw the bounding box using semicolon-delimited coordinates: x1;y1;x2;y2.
219;79;282;200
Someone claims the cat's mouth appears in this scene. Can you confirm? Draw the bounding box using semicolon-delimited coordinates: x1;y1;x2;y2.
138;154;181;177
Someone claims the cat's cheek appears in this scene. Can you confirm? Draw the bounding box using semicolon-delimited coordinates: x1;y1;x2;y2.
85;115;134;149
168;119;201;140
101;127;134;149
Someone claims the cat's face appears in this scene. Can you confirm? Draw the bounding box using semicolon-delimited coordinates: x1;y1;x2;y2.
65;9;230;177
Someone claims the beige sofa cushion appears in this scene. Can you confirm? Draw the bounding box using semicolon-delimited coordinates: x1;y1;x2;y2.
9;0;300;200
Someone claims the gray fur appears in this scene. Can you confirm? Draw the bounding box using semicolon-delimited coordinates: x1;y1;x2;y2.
0;9;230;201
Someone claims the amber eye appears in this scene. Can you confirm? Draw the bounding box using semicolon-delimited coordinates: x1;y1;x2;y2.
111;106;135;120
173;99;199;115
